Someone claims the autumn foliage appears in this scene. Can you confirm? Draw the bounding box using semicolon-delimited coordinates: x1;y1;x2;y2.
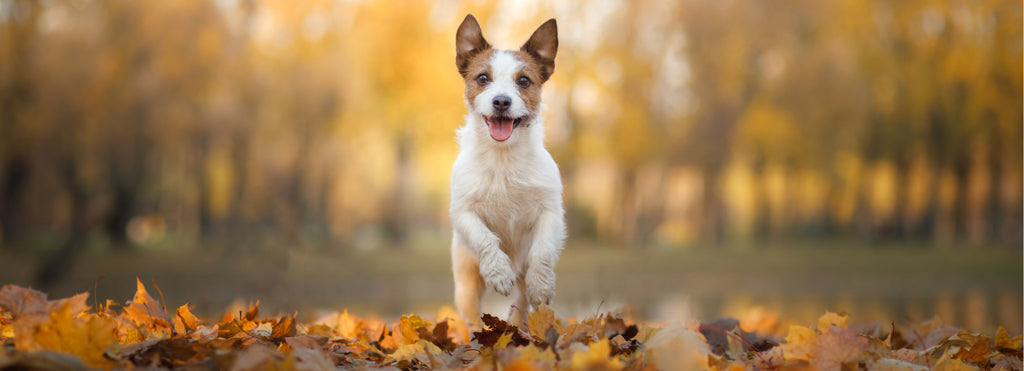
0;281;1020;370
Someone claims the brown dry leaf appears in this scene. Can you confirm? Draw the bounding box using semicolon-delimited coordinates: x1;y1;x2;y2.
474;313;531;348
0;285;89;320
416;319;458;352
437;306;470;344
0;350;89;371
271;314;297;339
288;346;335;370
810;327;868;370
229;345;279;371
952;334;991;364
924;326;962;349
866;358;929;371
0;285;53;318
16;303;116;369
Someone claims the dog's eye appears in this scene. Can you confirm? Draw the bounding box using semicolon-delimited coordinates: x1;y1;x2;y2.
476;74;490;85
517;76;531;88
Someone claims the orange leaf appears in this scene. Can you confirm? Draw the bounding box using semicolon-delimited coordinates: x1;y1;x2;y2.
123;278;169;331
16;303;116;369
272;315;297;339
953;334;991;364
173;304;200;334
528;304;556;341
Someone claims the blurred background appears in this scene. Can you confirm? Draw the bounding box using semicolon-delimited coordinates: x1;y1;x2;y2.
0;0;1020;333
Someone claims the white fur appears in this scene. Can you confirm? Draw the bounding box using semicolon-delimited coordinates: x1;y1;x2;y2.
472;51;530;120
450;52;566;327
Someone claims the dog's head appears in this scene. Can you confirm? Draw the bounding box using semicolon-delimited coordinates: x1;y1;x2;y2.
455;14;557;142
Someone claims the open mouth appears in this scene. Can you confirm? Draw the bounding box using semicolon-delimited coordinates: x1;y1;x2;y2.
483;115;524;142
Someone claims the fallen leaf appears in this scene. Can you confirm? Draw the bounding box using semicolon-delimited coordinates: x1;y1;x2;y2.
123;278;169;332
528;303;556;341
933;355;982;371
995;326;1023;350
271;314;296;339
16;303;116;369
173;304;200;335
810;327;868;370
0;350;89;371
570;338;622;370
0;285;89;320
644;322;710;370
781;325;817;361
817;311;848;331
952;334;991;364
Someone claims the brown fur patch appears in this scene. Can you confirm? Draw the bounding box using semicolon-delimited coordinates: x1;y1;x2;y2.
510;50;545;116
462;49;495;106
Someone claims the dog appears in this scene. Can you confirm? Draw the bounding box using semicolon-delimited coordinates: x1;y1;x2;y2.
449;14;565;327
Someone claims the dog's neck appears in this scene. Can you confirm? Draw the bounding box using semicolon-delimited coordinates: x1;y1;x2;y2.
456;113;546;157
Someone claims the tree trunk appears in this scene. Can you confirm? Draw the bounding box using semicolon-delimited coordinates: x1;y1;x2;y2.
618;167;638;248
0;156;29;248
701;163;724;246
34;160;89;290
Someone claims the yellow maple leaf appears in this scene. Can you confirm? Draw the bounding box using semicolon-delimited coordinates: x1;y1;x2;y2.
337;309;364;339
994;326;1022;350
817;311;848;331
397;314;431;345
495;331;515;349
571;339;623;370
781;325;817;361
17;303;116;369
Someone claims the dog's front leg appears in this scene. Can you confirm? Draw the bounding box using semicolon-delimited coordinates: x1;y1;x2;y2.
452;211;516;296
525;210;566;308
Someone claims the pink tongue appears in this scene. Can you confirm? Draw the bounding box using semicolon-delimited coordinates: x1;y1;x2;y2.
488;118;514;141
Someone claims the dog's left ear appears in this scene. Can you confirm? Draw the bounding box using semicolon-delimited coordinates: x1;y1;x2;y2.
521;19;558;82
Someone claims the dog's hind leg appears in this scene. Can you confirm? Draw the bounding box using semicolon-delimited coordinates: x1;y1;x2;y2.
452;233;485;327
507;275;528;328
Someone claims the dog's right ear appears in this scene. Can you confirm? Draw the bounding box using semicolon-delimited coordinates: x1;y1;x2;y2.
456;14;490;77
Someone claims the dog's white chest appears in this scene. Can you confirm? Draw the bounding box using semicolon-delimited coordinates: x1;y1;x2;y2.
468;167;543;237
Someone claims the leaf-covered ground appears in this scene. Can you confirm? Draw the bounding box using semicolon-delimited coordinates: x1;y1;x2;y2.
0;280;1020;370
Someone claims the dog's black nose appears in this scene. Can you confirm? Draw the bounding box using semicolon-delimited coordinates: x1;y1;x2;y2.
492;95;511;112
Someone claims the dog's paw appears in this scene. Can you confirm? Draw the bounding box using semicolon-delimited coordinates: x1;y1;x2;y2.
480;254;516;296
525;266;556;307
